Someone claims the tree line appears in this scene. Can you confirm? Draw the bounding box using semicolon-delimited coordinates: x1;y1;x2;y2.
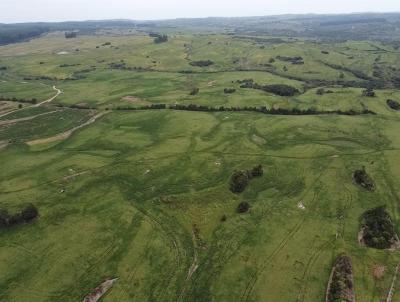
115;103;375;116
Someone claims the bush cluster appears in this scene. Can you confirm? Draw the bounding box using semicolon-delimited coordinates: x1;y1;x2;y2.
230;165;263;193
0;204;39;228
327;254;354;302
189;60;214;67
361;206;397;249
353;167;375;191
387;99;400;110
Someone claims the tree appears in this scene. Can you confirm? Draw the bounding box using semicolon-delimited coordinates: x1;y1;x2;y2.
237;202;250;213
190;88;199;95
0;209;10;228
21;204;39;222
251;165;263;177
362;87;375;97
230;170;250;193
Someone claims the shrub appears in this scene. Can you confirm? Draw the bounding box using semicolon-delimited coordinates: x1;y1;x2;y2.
230;170;250;193
189;88;199;96
250;165;263;177
353;167;375;191
362;87;375;97
65;32;77;39
387;99;400;110
316;88;325;95
153;34;168;44
236;202;250;214
224;88;236;94
21;204;39;222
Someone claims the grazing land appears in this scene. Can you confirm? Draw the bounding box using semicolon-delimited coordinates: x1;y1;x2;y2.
2;13;400;302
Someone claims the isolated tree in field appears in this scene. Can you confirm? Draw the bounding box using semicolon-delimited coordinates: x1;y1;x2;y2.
362;87;375;97
230;170;250;193
0;209;10;227
251;165;263;177
21;204;39;222
190;88;199;95
236;202;250;213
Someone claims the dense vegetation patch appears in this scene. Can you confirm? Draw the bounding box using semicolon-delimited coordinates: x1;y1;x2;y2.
64;31;77;39
0;204;39;229
276;55;304;65
230;165;263;193
238;79;300;96
359;206;399;249
150;33;168;44
223;88;236;94
362;87;376;97
189;60;214;67
353;167;375;191
326;254;355;302
387;99;400;110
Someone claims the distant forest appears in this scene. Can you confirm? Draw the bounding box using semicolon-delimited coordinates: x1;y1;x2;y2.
2;13;400;45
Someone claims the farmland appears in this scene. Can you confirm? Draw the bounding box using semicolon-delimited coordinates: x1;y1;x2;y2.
2;14;400;301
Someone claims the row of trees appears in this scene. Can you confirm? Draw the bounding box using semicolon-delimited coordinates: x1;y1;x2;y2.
0;204;39;228
115;103;376;116
0;96;37;104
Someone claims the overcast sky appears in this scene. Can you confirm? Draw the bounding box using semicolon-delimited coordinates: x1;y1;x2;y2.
1;0;400;23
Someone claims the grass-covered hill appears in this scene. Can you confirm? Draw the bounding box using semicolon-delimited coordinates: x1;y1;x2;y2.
2;15;400;302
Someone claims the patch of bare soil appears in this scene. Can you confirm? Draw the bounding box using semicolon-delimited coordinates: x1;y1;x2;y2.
27;111;108;146
372;264;385;279
82;278;118;302
121;96;151;106
0;140;9;150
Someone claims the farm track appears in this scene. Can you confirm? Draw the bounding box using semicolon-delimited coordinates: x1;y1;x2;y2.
0;109;62;126
0;85;61;119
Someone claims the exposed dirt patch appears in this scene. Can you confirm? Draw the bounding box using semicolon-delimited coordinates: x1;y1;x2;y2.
82;278;118;302
121;96;151;106
372;264;385;279
0;140;9;150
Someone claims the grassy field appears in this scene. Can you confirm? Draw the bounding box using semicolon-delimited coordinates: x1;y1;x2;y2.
1;29;400;302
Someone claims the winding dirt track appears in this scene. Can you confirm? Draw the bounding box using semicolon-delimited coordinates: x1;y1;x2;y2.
0;85;62;119
26;111;108;146
0;110;62;126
